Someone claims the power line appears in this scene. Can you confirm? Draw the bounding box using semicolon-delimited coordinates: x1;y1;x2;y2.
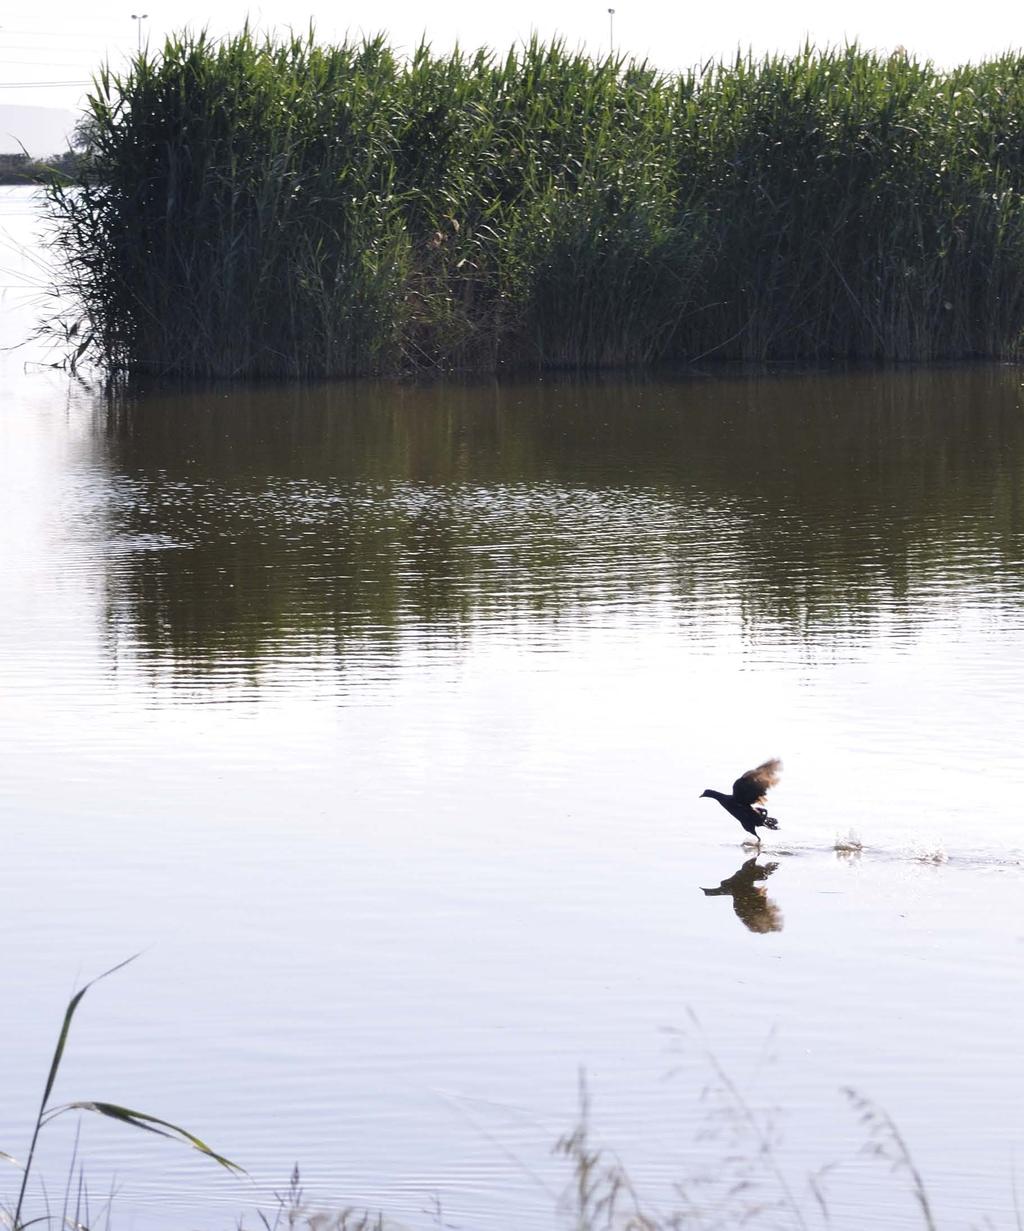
0;79;90;87
0;61;98;67
0;39;116;48
0;24;134;37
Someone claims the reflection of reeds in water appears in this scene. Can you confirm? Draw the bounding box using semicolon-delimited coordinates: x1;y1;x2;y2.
90;366;1024;689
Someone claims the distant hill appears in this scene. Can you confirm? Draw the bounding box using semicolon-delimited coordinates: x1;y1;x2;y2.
0;105;77;157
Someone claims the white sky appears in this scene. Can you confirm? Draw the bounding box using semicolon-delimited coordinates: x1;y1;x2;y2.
0;0;1019;116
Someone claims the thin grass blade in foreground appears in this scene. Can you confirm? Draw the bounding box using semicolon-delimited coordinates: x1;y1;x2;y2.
12;953;140;1227
844;1088;938;1231
8;955;244;1231
48;1103;244;1174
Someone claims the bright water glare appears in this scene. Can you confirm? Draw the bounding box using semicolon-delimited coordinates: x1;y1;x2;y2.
1;187;1023;1231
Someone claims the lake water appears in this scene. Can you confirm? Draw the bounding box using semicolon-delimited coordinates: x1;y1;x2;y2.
1;185;1023;1230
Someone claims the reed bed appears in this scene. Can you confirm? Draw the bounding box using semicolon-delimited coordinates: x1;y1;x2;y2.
46;36;1024;377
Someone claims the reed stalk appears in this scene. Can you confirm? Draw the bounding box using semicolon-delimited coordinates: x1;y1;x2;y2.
45;37;1024;378
5;957;242;1231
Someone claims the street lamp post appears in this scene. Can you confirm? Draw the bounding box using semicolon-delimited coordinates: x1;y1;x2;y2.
607;8;615;55
131;13;149;53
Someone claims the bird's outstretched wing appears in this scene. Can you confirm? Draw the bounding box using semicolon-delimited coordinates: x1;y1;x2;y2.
732;758;783;806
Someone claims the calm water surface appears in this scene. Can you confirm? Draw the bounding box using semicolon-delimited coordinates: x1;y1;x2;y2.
2;187;1023;1229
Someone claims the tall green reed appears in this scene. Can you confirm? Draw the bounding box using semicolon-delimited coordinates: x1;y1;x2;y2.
4;957;242;1231
672;46;1024;360
45;36;1024;378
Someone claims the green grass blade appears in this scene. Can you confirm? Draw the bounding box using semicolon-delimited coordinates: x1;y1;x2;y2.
39;955;141;1112
60;1103;246;1174
13;954;141;1230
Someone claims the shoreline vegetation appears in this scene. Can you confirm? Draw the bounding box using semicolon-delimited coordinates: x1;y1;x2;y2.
4;967;1012;1229
0;154;82;186
4;959;241;1231
44;34;1024;379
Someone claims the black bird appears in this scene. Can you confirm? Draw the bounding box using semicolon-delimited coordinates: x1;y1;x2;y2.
700;758;782;844
701;857;783;933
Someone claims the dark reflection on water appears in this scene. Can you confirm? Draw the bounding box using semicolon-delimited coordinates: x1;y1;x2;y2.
94;365;1024;683
701;857;784;933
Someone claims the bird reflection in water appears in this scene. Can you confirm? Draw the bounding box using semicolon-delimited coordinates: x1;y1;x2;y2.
701;858;784;933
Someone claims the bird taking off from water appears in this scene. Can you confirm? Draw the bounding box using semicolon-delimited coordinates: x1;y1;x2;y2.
700;758;782;844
